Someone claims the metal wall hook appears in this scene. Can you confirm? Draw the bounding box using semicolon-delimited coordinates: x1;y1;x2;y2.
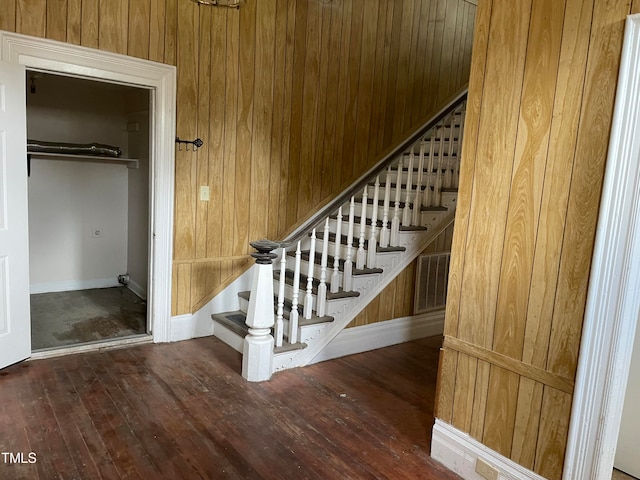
175;137;204;152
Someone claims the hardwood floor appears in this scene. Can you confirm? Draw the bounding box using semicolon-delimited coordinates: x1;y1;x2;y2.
0;335;459;479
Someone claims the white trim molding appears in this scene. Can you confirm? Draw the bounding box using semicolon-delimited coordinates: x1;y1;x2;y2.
564;14;640;480
30;278;121;294
0;31;176;344
310;310;445;364
431;420;546;480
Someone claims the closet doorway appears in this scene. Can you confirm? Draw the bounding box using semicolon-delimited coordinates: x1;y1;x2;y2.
26;72;152;351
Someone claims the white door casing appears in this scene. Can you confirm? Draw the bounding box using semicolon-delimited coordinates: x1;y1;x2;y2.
0;30;176;344
0;61;31;369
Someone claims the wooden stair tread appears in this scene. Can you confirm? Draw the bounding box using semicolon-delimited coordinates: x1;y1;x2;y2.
237;291;335;326
211;310;309;354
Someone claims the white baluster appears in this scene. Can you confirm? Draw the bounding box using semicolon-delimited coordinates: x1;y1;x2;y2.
444;114;455;189
330;207;343;293
390;159;403;246
453;109;465;189
379;166;392;248
434;132;445;206
317;218;330;317
343;197;355;291
289;241;301;344
367;176;380;268
357;185;368;269
303;228;316;320
412;140;426;226
402;148;414;227
274;246;286;348
424;137;435;207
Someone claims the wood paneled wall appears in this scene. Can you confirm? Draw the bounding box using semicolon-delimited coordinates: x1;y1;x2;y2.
436;0;640;478
0;0;475;315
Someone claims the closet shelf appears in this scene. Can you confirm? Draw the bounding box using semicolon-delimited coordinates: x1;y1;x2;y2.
27;151;139;169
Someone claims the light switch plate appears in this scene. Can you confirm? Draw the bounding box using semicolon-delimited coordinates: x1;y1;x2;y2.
200;186;210;202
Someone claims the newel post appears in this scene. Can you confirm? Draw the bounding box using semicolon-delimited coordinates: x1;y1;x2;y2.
242;239;279;382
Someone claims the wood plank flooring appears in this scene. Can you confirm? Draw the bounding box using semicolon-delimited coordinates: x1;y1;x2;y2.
0;335;459;479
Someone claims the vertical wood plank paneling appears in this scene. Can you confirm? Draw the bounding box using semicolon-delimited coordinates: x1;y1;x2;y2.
195;8;212;260
164;0;178;65
66;0;81;44
249;0;275;243
0;0;16;31
353;2;378;175
285;0;308;226
511;378;543;469
220;10;239;258
435;0;457;103
233;0;255;255
46;0;68;41
484;0;566;457
296;0;321;218
402;0;422;134
207;10;227;257
267;0;288;239
546;0;630;382
339;0;364;183
128;0;150;59
368;0;390;159
80;0;98;48
173;1;199;262
412;0;432;126
391;0;415;140
534;387;572;480
98;0;128;54
148;0;165;62
451;353;476;432
469;361;490;440
276;0;297;235
482;366;520;456
330;0;352;193
435;347;458;423
425;0;446;115
16;0;46;37
382;0;401;148
374;0;395;155
318;2;341;202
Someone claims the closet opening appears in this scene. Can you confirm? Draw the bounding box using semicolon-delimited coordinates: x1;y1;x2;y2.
26;71;153;352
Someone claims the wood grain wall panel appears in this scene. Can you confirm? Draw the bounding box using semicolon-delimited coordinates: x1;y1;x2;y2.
249;0;275;244
46;0;67;41
206;11;226;258
148;0;165;62
442;0;491;339
435;347;458;423
547;0;630;382
437;0;633;477
0;0;16;32
66;0;80;44
80;0;98;48
16;0;46;37
128;0;150;60
98;0;128;55
195;8;212;260
634;0;640;14
1;0;475;316
523;0;593;371
233;0;255;256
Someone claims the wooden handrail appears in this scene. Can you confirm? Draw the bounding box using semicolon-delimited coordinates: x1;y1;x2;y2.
275;86;468;245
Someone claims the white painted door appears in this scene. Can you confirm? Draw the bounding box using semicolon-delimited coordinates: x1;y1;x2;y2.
615;321;640;478
0;61;31;369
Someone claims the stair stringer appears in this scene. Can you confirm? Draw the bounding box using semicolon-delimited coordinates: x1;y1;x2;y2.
272;209;456;372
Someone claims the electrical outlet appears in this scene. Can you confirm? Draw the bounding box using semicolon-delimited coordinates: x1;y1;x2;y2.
475;458;499;480
92;227;103;238
200;186;210;202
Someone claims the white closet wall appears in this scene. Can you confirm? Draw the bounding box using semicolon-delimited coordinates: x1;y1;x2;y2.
26;74;148;294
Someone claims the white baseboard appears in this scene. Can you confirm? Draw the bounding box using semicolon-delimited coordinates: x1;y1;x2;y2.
309;310;445;364
431;419;546;480
127;278;147;300
169;313;214;342
30;277;121;294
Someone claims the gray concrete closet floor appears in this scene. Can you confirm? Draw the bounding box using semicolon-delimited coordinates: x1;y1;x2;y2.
30;286;147;351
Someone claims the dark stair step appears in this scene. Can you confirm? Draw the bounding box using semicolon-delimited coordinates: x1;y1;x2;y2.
274;269;361;300
212;310;307;354
287;250;384;275
237;291;335;327
313;231;406;254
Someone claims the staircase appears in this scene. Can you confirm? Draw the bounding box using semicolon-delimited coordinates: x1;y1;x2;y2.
212;89;467;381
